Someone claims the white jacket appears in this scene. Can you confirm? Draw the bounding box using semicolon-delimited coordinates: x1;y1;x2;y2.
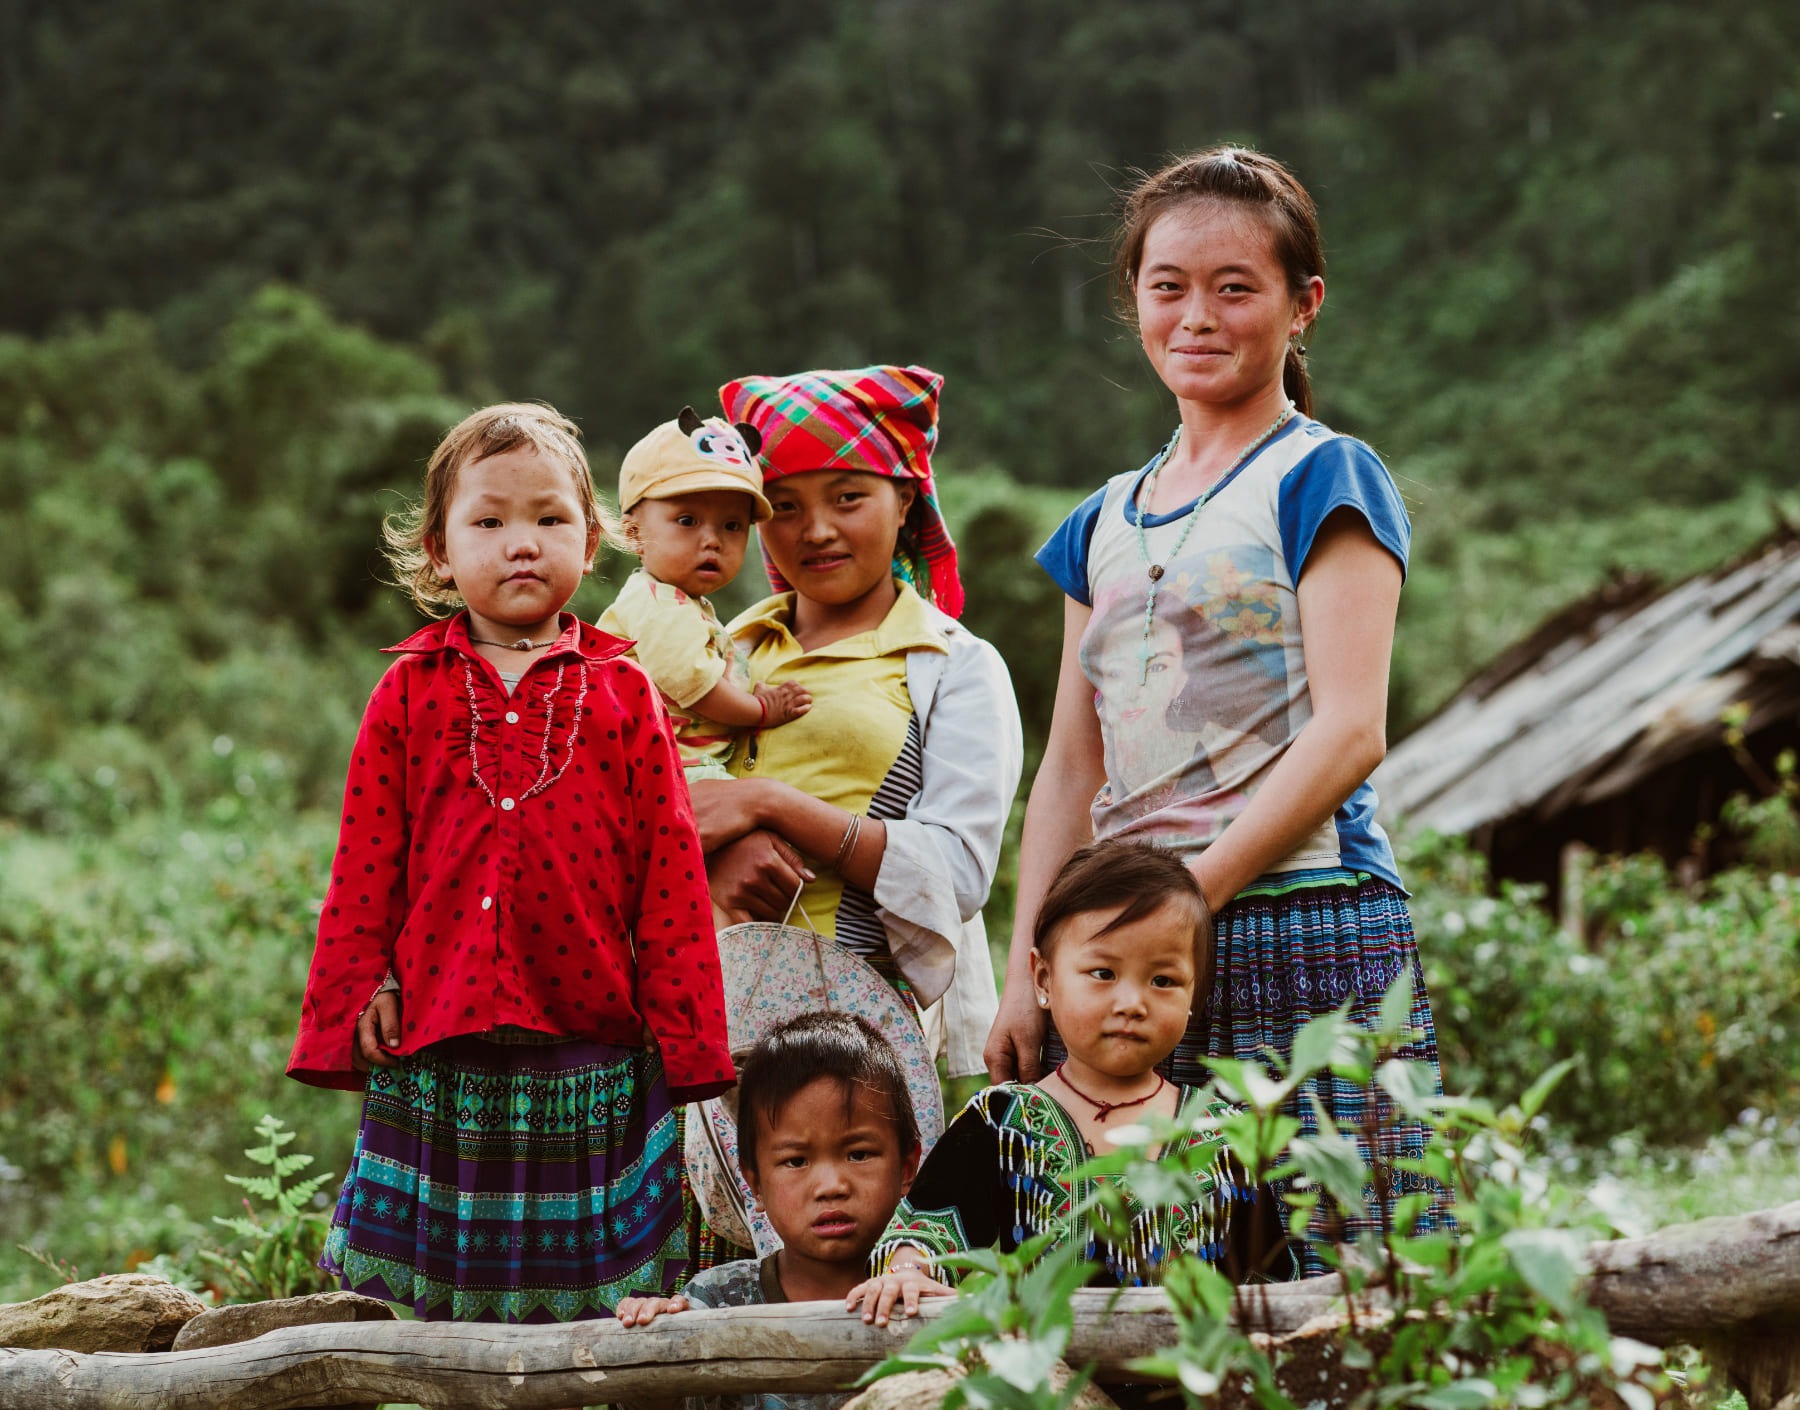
879;603;1022;1077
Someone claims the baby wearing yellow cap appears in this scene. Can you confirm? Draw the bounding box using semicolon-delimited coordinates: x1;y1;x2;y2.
599;409;810;787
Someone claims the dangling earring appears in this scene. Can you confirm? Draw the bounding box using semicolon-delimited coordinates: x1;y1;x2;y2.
1290;326;1309;358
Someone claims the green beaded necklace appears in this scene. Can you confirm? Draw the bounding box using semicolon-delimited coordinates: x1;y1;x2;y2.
1131;404;1293;683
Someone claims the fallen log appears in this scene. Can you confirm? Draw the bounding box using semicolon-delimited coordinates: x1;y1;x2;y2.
0;1295;1175;1410
1586;1196;1800;1341
1587;1197;1800;1410
3;1200;1795;1410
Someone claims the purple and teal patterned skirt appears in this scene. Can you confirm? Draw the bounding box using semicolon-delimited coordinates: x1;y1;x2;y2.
322;1031;687;1322
1046;868;1449;1276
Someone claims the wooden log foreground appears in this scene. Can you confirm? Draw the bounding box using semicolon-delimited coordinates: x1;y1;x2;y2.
3;1200;1796;1410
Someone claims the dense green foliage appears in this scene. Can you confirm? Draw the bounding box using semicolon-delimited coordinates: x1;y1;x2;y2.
5;0;1800;1331
1411;835;1800;1147
0;818;356;1299
0;291;444;828
5;0;1799;718
9;0;1797;484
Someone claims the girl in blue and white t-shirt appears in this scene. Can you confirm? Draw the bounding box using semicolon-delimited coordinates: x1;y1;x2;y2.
984;145;1449;1274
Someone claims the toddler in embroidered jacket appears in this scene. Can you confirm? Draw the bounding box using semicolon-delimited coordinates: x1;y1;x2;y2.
599;408;811;786
847;841;1292;1327
287;402;734;1325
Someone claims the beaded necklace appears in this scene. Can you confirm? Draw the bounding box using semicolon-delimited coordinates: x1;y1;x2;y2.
1131;404;1293;683
1054;1063;1166;1123
463;658;588;808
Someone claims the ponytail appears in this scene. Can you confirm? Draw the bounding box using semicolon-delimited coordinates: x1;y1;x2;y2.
1283;344;1313;418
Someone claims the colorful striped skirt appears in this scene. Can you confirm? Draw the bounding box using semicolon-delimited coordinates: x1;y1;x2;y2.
1045;868;1449;1276
321;1031;687;1322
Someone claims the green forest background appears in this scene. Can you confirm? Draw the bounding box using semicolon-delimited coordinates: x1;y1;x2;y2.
3;0;1800;1303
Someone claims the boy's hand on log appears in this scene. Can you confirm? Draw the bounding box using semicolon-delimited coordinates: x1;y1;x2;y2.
616;1294;689;1327
845;1262;954;1327
353;992;404;1071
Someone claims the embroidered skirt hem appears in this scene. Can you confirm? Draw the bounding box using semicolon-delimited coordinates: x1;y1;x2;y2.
321;1033;687;1322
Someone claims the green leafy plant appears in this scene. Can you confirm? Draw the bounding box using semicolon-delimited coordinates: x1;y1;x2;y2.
1719;710;1800;872
870;974;1673;1410
198;1114;336;1302
863;1234;1101;1410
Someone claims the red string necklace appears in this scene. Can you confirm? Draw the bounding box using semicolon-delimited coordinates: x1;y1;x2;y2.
1053;1063;1166;1123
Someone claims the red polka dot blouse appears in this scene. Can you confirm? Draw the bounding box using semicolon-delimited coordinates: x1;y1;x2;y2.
287;612;734;1103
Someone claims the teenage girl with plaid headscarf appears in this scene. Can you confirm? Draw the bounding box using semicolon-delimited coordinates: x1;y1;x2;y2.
688;366;1022;1086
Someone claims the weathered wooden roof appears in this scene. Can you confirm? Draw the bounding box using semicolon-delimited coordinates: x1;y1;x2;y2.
1374;529;1800;836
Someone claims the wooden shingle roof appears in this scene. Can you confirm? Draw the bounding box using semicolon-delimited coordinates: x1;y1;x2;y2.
1374;529;1800;836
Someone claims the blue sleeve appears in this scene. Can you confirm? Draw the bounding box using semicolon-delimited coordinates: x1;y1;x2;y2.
1277;437;1411;582
1034;486;1109;606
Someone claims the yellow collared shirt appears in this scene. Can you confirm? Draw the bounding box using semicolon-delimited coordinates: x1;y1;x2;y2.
729;583;948;938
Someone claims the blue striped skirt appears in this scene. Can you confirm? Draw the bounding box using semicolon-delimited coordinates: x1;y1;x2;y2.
1046;868;1449;1275
321;1032;687;1322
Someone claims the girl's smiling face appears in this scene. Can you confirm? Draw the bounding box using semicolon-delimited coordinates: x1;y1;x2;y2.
759;471;916;636
1135;199;1322;411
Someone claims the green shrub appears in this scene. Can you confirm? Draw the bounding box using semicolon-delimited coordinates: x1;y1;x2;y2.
1409;833;1800;1145
0;819;359;1299
198;1114;337;1302
870;989;1672;1410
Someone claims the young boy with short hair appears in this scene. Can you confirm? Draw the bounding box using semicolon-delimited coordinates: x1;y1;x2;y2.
599;408;810;785
617;1013;922;1409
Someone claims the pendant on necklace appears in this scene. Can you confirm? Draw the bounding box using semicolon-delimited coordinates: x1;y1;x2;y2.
1147;564;1164;581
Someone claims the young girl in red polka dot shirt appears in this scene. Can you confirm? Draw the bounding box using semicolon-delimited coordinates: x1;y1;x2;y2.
288;402;735;1324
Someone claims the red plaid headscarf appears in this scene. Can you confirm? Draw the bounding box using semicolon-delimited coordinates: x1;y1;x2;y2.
718;365;964;618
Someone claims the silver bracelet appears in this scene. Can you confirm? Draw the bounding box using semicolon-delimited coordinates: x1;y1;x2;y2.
832;812;863;871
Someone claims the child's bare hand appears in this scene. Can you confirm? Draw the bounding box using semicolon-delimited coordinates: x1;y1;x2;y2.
353;992;404;1071
755;681;812;726
845;1267;954;1327
616;1293;689;1327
